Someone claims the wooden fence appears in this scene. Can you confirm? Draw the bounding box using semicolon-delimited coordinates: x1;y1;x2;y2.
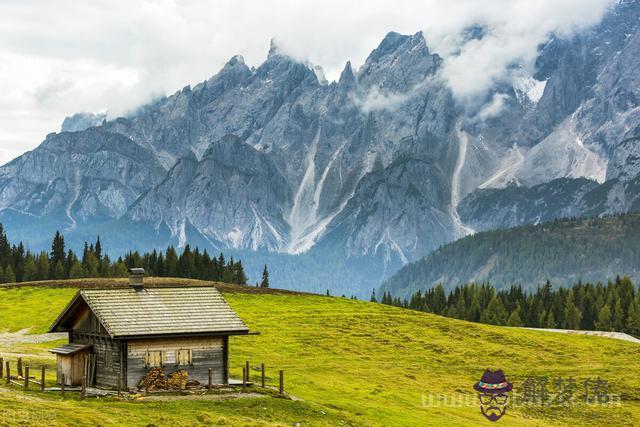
1;357;46;391
2;356;287;397
241;360;286;396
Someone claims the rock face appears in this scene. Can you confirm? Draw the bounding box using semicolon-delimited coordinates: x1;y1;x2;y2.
61;112;107;132
1;1;640;295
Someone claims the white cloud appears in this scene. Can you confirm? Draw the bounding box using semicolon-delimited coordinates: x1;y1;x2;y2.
477;93;510;121
354;87;413;113
435;0;615;103
0;0;615;165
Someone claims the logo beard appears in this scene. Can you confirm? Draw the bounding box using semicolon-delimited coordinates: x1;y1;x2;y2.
480;405;506;422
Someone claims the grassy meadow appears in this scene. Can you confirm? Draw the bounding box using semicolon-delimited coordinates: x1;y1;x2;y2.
0;279;639;426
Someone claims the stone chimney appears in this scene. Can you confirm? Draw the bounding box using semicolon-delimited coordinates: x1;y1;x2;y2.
128;268;145;290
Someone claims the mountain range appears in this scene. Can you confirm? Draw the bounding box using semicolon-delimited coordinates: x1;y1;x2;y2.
1;0;640;296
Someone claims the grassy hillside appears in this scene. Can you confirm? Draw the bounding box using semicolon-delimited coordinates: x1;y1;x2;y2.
382;213;640;298
1;279;639;426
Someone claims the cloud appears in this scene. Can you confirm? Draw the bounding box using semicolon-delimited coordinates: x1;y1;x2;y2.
354;87;414;113
33;76;75;105
430;0;615;103
477;93;510;121
0;0;616;164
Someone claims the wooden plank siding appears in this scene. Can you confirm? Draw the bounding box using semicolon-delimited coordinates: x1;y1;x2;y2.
127;337;226;387
73;307;110;336
56;351;89;386
68;309;123;388
69;334;123;388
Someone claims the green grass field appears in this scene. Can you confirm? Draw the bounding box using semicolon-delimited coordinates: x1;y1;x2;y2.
1;279;639;426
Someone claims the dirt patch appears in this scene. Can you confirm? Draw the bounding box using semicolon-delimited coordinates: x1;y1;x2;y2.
0;329;66;346
520;327;640;344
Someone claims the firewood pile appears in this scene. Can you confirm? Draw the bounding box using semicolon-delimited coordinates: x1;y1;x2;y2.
137;368;200;391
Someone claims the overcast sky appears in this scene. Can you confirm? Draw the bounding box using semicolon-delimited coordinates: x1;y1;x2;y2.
0;0;615;166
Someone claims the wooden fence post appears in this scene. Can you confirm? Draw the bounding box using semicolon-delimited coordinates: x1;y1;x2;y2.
61;374;65;398
117;372;121;398
17;357;23;378
261;363;265;388
245;361;250;383
208;368;212;390
279;370;284;395
24;366;29;389
242;367;246;391
5;361;10;385
81;376;86;400
41;366;45;391
0;357;3;379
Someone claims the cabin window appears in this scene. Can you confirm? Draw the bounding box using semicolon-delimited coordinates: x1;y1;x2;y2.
144;350;164;368
176;349;192;365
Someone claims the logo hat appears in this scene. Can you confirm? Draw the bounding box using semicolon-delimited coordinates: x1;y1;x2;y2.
473;369;513;394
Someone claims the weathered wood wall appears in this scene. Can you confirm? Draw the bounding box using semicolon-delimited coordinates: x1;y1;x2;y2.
69;307;123;388
73;307;109;336
127;337;226;387
56;351;88;386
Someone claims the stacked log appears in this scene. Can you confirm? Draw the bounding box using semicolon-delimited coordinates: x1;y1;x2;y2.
166;370;186;389
137;368;167;391
137;368;200;391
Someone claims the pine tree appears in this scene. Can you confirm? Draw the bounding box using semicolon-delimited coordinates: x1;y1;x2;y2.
37;251;49;281
431;284;447;315
625;301;640;337
370;288;377;303
544;310;557;328
595;305;613;331
455;294;467;320
563;291;582;330
612;299;625;331
94;236;102;261
4;264;16;283
69;260;84;279
52;261;65;280
480;296;508;325
468;294;481;322
23;254;38;282
446;305;458;318
260;264;270;288
50;231;66;265
83;252;99;277
165;247;178;277
233;260;247;285
507;306;523;326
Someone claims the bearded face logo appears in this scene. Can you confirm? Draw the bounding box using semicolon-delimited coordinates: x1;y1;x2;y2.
473;369;513;422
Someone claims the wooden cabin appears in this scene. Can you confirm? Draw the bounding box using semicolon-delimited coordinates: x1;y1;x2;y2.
48;269;249;388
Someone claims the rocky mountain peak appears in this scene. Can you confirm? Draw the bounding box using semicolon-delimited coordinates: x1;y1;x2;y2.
61;112;107;133
357;30;437;92
267;38;281;58
338;60;356;89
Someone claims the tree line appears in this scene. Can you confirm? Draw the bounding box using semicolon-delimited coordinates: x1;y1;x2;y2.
374;277;640;338
381;213;640;298
0;224;264;285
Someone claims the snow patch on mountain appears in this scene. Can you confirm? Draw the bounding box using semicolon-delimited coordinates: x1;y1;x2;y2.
513;75;547;106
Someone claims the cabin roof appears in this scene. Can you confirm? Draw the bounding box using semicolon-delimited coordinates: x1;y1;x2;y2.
49;286;249;338
49;343;93;355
